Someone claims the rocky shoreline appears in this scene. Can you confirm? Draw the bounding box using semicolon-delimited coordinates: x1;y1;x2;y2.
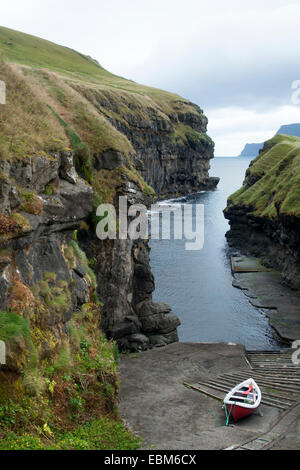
231;255;300;344
224;135;300;291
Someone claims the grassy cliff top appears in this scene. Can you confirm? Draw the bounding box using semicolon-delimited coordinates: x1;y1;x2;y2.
226;134;300;218
0;25;202;116
0;25;212;207
0;26;209;161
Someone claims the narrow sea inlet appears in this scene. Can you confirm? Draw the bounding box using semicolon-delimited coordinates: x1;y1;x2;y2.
150;157;282;350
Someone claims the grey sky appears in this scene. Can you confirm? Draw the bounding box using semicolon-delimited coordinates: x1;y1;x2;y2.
2;0;300;155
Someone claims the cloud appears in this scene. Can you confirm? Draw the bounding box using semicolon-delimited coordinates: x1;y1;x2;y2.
207;105;300;155
1;0;300;154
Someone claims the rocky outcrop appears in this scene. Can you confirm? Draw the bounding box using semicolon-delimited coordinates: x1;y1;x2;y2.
225;209;300;290
0;29;219;354
238;143;263;158
110;106;218;196
225;135;300;289
0;152;180;353
78;175;181;351
94;238;180;351
238;123;300;158
0;153;94;365
73;87;219;197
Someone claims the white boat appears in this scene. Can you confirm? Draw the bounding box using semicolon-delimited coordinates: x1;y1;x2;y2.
224;378;262;423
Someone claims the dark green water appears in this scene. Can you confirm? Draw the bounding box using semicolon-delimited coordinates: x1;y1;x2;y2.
149;157;282;350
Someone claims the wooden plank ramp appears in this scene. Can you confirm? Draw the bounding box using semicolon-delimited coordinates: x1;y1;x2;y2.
185;349;300;412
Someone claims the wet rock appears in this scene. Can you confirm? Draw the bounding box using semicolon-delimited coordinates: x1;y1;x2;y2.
0;266;10;310
72;271;89;306
94;150;127;171
73;261;86;278
148;331;179;347
107;319;139;340
136;301;180;335
119;333;150;351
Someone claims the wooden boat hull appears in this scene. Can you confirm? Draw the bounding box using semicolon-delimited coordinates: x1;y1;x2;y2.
224;378;261;423
225;403;257;422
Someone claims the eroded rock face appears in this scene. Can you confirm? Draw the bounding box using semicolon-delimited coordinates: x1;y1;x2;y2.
80;90;219;196
79;233;181;352
0;151;180;355
94;150;128;171
1;98;217;353
224;141;300;290
225;209;300;290
121;111;219;195
0;153;94;369
77;171;181;351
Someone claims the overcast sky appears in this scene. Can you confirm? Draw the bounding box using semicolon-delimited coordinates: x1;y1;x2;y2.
2;0;300;155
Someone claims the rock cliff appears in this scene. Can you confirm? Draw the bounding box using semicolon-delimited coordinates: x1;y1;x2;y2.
0;25;218;358
238;142;264;158
225;134;300;289
238;123;300;158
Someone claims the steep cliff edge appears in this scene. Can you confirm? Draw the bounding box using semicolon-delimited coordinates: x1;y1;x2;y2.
0;25;218;197
225;134;300;289
239;142;264;158
0;25;218;352
0;25;217;448
238;123;300;158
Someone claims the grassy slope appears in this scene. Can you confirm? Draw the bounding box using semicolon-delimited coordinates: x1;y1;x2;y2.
0;25;209;204
226;134;300;218
0;27;146;449
0;25;201;115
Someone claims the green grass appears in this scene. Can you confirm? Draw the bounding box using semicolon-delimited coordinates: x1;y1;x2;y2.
0;25;206;131
0;417;141;450
0;311;30;343
0;25;211;209
33;273;71;315
55;417;141;450
0;60;68;158
68;240;97;288
0;26;112;79
0;311;38;369
0;305;141;450
226;134;300;218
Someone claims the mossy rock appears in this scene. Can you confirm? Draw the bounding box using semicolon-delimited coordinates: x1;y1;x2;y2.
0;311;37;372
0;371;25;403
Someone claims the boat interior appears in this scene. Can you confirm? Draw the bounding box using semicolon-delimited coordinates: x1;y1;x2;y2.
228;386;256;404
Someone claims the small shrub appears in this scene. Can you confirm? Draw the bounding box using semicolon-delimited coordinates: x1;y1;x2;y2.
23;369;46;397
53;345;73;374
19;190;43;215
0;214;17;234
